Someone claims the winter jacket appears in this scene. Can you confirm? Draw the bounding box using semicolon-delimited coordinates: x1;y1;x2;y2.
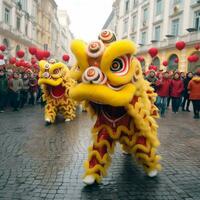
183;76;192;98
188;77;200;100
0;75;8;94
9;78;23;92
170;79;184;98
156;78;171;97
29;78;38;93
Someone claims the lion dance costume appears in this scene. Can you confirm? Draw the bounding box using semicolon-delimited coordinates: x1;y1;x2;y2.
69;30;161;185
38;59;76;124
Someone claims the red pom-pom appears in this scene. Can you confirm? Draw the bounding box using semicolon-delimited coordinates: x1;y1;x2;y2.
0;45;6;52
162;60;168;66
148;48;158;58
17;50;25;58
175;41;185;50
29;47;37;55
62;54;70;62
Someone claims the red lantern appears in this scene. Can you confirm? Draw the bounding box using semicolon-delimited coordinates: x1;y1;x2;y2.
15;61;21;67
17;50;25;58
188;54;199;63
33;63;39;69
43;50;50;58
194;43;200;51
148;48;158;58
62;54;70;62
174;58;179;63
9;57;16;64
29;47;37;55
162;60;168;66
35;50;44;61
0;54;4;59
175;41;185;50
148;65;157;71
137;56;144;62
0;45;6;52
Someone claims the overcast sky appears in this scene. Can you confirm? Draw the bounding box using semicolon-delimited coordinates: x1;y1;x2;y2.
55;0;113;42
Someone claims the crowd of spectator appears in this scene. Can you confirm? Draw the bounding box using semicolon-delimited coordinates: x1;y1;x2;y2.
145;68;200;119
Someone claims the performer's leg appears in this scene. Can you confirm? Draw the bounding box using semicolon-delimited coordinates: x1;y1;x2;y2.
131;135;161;177
83;128;115;185
60;100;76;121
44;103;57;123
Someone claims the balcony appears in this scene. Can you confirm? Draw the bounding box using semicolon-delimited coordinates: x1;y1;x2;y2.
137;31;200;53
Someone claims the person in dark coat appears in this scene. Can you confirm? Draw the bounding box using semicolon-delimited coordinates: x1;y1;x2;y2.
0;70;8;112
182;72;193;111
146;70;158;91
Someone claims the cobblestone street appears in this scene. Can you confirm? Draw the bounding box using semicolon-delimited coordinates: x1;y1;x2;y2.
0;106;200;200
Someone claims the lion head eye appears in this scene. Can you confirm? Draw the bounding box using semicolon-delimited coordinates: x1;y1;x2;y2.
110;55;131;76
53;69;60;74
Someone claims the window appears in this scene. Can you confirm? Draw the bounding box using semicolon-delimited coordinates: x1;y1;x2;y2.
25;24;28;36
16;17;21;31
133;0;138;7
156;0;162;16
123;20;128;34
4;7;10;24
132;15;137;32
124;0;129;14
155;26;161;41
16;0;27;11
171;18;179;35
131;35;136;42
141;32;147;44
143;8;148;22
194;10;200;31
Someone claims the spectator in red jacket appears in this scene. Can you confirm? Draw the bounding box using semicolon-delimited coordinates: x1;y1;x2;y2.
156;71;171;117
170;72;184;113
188;69;200;119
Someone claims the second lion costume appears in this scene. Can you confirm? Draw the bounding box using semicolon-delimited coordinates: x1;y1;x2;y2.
70;30;161;185
38;59;76;124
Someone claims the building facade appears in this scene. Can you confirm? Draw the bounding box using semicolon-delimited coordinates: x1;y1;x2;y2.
103;0;200;72
0;0;74;64
0;0;38;61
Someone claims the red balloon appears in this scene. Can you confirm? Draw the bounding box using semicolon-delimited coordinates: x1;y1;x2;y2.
148;65;157;71
174;58;179;63
175;41;185;50
29;47;37;55
9;57;16;64
35;50;44;61
0;45;6;52
43;50;50;58
62;54;70;62
148;48;158;58
162;60;168;66
17;50;25;58
0;54;4;59
194;43;200;51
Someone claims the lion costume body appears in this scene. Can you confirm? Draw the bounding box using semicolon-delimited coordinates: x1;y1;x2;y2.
69;30;161;185
38;59;76;124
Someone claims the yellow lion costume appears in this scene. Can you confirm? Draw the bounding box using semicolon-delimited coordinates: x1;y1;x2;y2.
38;59;76;124
69;30;161;185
